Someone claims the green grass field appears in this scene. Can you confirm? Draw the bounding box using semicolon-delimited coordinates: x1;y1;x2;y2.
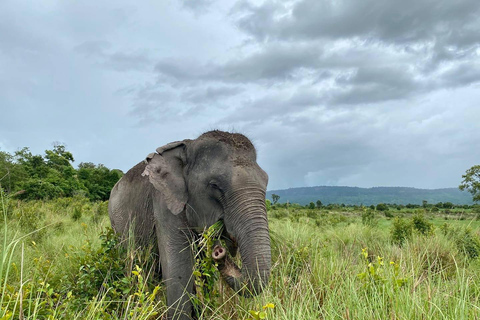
2;194;480;319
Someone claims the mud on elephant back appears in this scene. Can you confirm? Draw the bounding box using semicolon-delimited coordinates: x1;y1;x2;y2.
108;130;271;320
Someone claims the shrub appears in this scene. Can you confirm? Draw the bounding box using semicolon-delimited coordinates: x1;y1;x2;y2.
454;228;480;260
71;205;82;221
391;217;412;246
384;210;394;218
361;209;377;227
376;203;389;211
307;210;317;219
411;214;433;235
265;199;271;210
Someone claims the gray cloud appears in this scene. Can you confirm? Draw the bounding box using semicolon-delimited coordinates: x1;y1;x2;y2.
179;0;215;14
155;43;324;84
1;0;479;193
75;40;152;72
234;0;480;48
182;86;244;104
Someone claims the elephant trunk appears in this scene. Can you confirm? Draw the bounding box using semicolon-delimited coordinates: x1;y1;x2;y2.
214;188;271;296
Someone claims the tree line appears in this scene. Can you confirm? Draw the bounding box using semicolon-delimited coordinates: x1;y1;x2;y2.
0;144;123;201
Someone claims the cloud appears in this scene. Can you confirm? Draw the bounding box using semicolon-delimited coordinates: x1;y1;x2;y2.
154;42;324;84
182;86;244;104
2;0;479;193
234;0;480;48
179;0;215;14
75;40;152;72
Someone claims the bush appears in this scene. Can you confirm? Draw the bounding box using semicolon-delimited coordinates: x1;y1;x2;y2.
384;211;394;218
71;206;82;221
376;203;389;211
454;228;480;260
391;217;412;246
361;209;377;227
411;214;433;235
68;228;160;312
265;199;272;210
307;210;318;219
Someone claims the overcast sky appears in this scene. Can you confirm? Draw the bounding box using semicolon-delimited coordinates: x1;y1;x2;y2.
1;0;479;191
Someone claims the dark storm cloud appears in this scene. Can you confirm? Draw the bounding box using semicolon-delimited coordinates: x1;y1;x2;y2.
234;0;480;48
221;0;480;108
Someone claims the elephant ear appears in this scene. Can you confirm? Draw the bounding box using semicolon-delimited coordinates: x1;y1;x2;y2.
142;140;190;215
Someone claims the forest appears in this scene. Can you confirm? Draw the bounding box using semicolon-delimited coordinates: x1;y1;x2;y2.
0;145;122;201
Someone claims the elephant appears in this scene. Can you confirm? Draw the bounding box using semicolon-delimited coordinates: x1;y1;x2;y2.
108;130;271;320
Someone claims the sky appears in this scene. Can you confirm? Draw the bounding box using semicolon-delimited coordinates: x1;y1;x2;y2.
1;0;479;191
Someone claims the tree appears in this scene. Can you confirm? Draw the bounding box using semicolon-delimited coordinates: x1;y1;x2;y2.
459;165;480;202
376;203;389;211
309;202;315;209
271;194;280;205
78;162;123;201
443;202;454;209
316;200;322;208
0;150;26;193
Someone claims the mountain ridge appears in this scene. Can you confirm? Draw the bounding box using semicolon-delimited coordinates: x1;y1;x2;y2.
266;186;473;206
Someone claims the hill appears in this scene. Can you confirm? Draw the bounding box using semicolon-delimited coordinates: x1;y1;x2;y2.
266;186;473;206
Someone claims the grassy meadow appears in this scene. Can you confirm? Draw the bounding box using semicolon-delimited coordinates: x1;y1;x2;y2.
2;192;480;319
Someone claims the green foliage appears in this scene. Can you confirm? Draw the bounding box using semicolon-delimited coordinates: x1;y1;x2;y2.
68;228;157;310
375;203;389;211
78;163;123;201
357;248;408;290
391;217;413;246
361;209;377;227
443;202;454;209
411;214;433;235
384;210;394;218
271;194;280;205
192;221;224;313
316;200;322;208
459;165;480;202
71;205;82;221
285;244;309;282
265;199;271;210
315;212;347;227
248;303;275;320
0;145;123;201
453;228;480;260
308;202;315;209
4;195;480;320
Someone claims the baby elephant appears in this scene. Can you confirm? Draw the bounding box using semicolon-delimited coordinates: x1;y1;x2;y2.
108;130;271;320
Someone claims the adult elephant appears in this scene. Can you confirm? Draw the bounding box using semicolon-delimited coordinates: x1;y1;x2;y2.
108;130;271;320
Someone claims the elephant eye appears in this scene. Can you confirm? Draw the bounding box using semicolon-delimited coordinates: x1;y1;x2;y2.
209;181;221;190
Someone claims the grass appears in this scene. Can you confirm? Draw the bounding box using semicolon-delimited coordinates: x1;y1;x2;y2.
2;195;480;319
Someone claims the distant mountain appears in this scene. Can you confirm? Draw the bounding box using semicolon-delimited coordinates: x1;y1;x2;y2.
266;186;473;206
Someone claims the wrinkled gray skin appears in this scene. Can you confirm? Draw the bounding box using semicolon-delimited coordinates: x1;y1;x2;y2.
108;131;271;320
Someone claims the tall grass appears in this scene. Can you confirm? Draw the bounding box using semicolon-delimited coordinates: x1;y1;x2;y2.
2;197;480;319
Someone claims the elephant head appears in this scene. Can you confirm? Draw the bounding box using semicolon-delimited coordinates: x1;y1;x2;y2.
142;130;271;296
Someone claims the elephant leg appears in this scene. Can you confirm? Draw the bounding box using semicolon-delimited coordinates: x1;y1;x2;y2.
156;222;194;320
